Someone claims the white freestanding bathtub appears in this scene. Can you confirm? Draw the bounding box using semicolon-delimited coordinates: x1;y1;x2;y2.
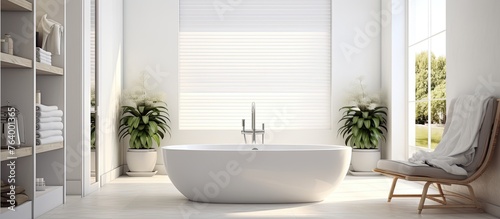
162;144;351;203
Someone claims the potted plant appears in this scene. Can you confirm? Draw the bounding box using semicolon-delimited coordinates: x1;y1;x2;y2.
119;86;171;175
90;111;96;176
91;86;96;176
338;77;387;172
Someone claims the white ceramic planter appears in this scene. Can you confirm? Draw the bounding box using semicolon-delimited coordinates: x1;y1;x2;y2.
91;149;96;177
127;149;157;172
351;149;380;172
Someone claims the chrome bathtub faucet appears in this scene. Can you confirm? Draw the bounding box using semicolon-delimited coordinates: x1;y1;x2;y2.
241;102;265;144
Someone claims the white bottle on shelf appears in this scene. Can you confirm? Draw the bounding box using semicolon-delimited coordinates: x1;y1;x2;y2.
1;38;7;53
36;90;42;104
4;34;14;55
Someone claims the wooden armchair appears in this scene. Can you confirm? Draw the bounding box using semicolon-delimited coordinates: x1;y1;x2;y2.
373;98;500;213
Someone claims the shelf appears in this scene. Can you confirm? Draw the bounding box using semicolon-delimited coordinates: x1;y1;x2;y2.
0;0;32;11
0;201;32;219
0;52;32;68
0;146;32;162
36;62;64;75
34;186;63;218
35;186;62;198
36;141;63;154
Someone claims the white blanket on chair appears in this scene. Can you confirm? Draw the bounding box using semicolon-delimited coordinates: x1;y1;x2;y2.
409;95;491;175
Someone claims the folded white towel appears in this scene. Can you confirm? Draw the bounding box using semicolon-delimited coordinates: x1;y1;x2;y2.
37;117;62;123
37;110;63;118
36;52;52;57
36;136;63;145
38;60;51;65
36;53;51;59
36;104;58;112
36;47;52;55
36;57;52;63
36;49;51;53
36;53;51;58
36;130;63;138
36;122;63;131
36;56;52;62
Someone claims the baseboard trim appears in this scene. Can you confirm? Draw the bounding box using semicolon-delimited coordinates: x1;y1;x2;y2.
483;201;500;217
100;165;123;186
122;164;167;175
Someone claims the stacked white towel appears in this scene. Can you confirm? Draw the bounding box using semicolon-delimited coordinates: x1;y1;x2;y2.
36;47;52;65
36;104;63;145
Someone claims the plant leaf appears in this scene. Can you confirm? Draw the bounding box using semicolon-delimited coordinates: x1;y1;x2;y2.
362;111;369;118
127;116;135;127
364;120;371;129
152;134;161;146
352;126;359;136
373;117;380;128
142;116;149;124
352;116;359;124
140;134;147;146
150;121;158;133
357;118;364;128
133;117;140;128
146;137;152;149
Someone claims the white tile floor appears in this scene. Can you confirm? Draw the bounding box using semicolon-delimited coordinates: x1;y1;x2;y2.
39;175;497;219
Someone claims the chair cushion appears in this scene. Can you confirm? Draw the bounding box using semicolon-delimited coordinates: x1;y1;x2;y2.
377;160;467;180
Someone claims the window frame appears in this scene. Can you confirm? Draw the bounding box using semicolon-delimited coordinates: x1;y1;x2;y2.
406;0;447;156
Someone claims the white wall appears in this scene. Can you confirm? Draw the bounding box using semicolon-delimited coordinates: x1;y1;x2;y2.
123;0;382;173
447;0;500;216
97;0;124;184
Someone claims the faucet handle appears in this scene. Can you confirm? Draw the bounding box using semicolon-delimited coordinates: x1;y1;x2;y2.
242;119;245;130
261;123;265;144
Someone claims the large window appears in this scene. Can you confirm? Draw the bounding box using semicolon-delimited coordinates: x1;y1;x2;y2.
179;0;331;130
408;0;446;156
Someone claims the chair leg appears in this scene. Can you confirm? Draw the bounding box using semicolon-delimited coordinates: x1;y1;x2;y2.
418;181;433;214
465;184;480;209
436;183;447;204
388;177;398;202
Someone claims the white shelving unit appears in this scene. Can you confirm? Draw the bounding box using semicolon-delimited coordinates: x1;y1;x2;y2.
36;62;64;75
36;142;64;154
0;52;33;68
0;146;33;161
0;0;32;12
0;201;32;219
1;0;66;218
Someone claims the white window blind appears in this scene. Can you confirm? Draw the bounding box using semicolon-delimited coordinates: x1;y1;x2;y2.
179;0;331;130
90;0;96;86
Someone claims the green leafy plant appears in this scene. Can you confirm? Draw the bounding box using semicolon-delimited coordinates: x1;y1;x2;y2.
338;77;387;149
338;106;387;149
118;102;171;149
119;73;172;149
90;85;96;149
91;112;96;149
